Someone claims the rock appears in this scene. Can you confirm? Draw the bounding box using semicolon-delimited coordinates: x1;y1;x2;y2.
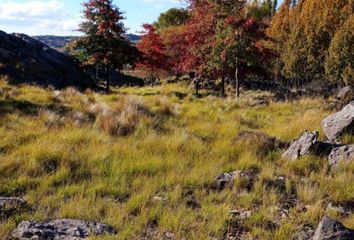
141;219;176;240
153;194;167;202
327;202;354;216
328;144;354;166
234;131;287;155
327;201;354;216
313;216;354;240
294;224;315;240
0;31;93;89
10;219;116;240
0;197;28;219
181;189;201;209
229;209;252;220
282;131;319;160
214;171;241;190
322;101;354;142
337;86;353;105
280;193;298;209
214;169;257;191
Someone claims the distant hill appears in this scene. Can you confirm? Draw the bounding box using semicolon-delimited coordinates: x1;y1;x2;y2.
32;34;141;50
0;31;93;89
32;36;79;50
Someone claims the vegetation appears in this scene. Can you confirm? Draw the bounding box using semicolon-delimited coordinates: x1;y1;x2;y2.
76;0;138;92
132;0;353;94
0;78;353;239
136;24;170;85
153;8;189;32
0;0;353;239
267;0;353;86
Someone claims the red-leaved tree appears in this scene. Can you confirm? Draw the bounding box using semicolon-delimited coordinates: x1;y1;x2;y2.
136;24;170;85
77;0;137;92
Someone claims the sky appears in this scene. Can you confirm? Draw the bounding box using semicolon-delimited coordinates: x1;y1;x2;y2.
0;0;186;36
0;0;283;36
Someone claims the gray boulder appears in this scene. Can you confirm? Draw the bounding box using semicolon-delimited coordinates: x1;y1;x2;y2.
0;197;28;219
0;31;93;89
313;216;354;240
322;102;354;142
329;144;354;167
10;219;116;240
214;169;257;191
215;171;241;190
282;131;319;160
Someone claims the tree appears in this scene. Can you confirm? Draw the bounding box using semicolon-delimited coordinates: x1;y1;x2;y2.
183;0;218;75
154;8;189;31
246;0;278;21
268;0;353;87
136;24;170;86
160;24;189;74
77;0;137;92
325;15;354;86
211;16;272;97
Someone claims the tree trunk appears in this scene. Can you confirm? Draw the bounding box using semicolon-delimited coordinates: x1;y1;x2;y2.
195;78;200;95
106;67;110;93
235;58;240;98
221;76;225;97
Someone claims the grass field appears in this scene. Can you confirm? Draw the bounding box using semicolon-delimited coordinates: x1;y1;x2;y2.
0;79;353;239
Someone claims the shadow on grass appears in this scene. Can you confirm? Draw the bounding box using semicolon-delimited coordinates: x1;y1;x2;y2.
0;98;73;116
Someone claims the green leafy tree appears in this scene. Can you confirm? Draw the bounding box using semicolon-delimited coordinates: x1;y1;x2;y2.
246;0;278;21
154;8;189;31
211;17;271;97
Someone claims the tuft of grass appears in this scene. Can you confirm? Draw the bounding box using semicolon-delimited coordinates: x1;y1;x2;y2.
96;96;145;136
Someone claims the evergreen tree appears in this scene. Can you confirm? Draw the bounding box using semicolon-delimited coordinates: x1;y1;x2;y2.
77;0;137;92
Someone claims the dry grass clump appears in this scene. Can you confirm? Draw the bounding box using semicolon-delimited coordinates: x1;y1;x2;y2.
155;96;179;116
50;89;149;136
0;86;20;99
38;108;64;128
38;108;91;128
96;96;146;136
52;87;95;111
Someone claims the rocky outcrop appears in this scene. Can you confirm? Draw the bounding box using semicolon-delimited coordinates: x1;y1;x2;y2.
282;131;342;160
322;102;354;143
0;197;28;219
282;131;319;160
0;31;93;89
313;216;354;240
329;144;354;166
10;219;116;240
